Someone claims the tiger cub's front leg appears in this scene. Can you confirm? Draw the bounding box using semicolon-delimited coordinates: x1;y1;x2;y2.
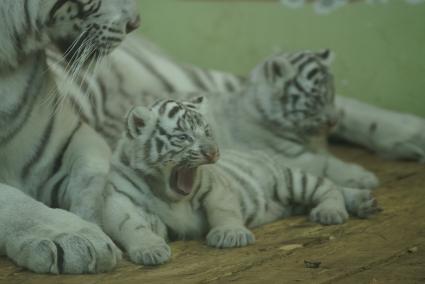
103;185;171;266
199;172;255;249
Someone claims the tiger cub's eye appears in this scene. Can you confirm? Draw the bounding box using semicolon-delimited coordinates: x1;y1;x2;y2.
205;128;212;137
178;134;191;142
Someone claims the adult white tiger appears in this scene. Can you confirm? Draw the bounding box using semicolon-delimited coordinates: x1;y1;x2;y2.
103;98;379;266
49;35;425;190
0;0;139;274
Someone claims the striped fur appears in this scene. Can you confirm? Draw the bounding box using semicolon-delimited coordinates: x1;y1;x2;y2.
104;99;380;266
0;0;139;274
50;40;382;189
50;33;425;190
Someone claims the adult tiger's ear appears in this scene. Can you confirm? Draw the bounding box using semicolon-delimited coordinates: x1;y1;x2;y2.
316;49;335;67
251;55;296;86
125;106;153;138
185;96;208;115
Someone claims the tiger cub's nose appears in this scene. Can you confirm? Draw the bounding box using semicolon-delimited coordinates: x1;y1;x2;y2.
201;146;220;163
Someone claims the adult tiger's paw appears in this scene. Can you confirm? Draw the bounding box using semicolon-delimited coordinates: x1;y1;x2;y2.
128;237;171;266
207;225;255;249
5;209;121;274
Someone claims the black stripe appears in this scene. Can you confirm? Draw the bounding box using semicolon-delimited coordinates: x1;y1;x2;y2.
218;162;260;222
119;149;131;167
50;175;67;208
155;137;165;154
307;67;319;80
119;214;131;231
48;0;68;25
73;72;99;127
301;173;307;203
272;176;281;203
113;165;142;191
0;55;44;145
183;67;209;91
290;53;306;64
168;105;181;119
69;96;91;124
224;79;236;92
21;113;56;179
97;78;123;123
285;168;294;202
24;0;32;33
309;177;324;204
298;57;316;73
369;122;377;134
109;181;143;207
135;224;147;231
202;69;217;88
159;100;174;115
50;121;82;177
35;121;82;200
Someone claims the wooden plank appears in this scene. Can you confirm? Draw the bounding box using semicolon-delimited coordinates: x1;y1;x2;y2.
0;146;424;284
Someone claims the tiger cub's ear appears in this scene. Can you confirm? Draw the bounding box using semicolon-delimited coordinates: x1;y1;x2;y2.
251;55;296;86
316;49;335;67
125;106;153;138
184;96;208;115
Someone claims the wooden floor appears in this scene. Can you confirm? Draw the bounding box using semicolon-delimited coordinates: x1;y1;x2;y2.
1;145;424;284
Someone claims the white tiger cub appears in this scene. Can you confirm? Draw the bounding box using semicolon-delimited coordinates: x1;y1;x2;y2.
68;34;424;167
0;0;139;274
103;98;380;266
57;45;380;189
50;34;425;188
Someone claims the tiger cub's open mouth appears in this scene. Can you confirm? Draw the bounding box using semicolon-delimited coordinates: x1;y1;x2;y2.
170;167;198;196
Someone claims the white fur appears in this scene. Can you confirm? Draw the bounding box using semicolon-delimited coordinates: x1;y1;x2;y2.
103;101;379;266
0;0;139;274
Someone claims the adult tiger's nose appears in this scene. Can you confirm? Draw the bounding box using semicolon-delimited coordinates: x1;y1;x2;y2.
126;15;141;34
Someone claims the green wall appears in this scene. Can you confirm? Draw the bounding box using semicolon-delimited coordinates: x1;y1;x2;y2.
138;0;425;117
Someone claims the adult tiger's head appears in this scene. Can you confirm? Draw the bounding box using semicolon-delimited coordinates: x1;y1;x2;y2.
0;0;139;69
122;98;219;201
248;50;340;139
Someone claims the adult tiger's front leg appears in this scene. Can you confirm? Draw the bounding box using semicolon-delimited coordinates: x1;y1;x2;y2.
0;184;121;274
0;0;139;274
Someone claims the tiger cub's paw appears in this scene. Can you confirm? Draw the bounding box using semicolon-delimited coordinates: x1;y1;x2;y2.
310;201;349;225
207;225;255;249
128;237;171;266
335;164;379;190
345;189;381;218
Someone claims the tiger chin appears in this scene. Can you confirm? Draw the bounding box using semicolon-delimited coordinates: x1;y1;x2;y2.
103;98;381;266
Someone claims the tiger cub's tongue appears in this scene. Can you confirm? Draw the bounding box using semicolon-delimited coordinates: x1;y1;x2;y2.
177;168;196;195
